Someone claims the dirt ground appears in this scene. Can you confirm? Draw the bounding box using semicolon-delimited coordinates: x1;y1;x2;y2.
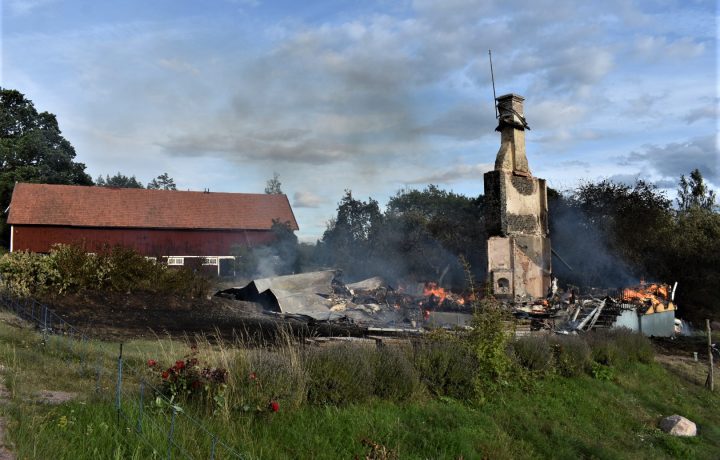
38;290;364;342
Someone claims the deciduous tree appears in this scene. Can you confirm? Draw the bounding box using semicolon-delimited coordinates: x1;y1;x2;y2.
0;88;92;247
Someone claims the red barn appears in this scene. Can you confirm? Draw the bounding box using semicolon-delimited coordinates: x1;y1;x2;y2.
7;183;299;276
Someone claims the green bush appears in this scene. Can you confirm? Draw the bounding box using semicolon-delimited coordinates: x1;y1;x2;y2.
549;335;592;377
305;344;376;406
0;244;210;298
0;250;59;296
468;297;514;391
511;336;554;374
585;328;654;368
373;345;422;401
231;348;308;412
606;328;655;364
412;334;478;400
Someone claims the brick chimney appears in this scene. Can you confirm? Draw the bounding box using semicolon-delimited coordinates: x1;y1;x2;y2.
483;93;550;301
494;93;530;175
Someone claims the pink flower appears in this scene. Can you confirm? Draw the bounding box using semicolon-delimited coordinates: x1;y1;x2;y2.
175;360;185;370
269;401;279;412
249;372;257;381
147;359;157;367
162;370;169;380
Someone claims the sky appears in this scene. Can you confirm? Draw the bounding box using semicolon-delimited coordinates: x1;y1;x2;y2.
1;0;717;241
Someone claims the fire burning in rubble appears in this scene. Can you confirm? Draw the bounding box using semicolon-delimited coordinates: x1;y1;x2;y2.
423;282;447;303
621;282;675;314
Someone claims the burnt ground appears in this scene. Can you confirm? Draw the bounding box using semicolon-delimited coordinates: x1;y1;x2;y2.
38;291;365;343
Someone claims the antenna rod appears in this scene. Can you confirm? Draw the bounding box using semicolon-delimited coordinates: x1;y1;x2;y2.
488;49;498;118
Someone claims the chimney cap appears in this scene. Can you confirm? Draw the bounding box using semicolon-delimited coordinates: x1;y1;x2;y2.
496;93;524;102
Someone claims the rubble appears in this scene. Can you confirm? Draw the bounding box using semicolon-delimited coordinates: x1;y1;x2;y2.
216;272;678;338
217;271;470;331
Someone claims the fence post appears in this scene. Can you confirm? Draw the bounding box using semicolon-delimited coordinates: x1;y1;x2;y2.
42;305;48;344
79;335;87;372
707;319;714;391
136;380;145;433
116;343;124;425
167;406;177;460
210;435;217;460
95;357;102;394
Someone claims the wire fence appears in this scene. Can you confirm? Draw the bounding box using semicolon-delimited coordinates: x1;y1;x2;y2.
0;291;244;459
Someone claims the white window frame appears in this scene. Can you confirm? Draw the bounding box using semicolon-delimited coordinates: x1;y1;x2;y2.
167;257;184;266
203;257;219;266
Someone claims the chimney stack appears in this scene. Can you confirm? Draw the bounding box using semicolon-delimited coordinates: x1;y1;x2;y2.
483;93;551;301
494;93;530;175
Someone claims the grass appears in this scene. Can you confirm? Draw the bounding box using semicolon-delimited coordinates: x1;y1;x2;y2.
0;311;718;459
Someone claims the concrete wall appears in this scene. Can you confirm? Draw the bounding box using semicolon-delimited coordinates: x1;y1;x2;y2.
612;309;675;337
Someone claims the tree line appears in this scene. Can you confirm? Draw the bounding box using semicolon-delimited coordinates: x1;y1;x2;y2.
2;87;718;321
312;173;718;322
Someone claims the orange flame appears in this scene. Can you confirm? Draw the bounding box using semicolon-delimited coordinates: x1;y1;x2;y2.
423;282;447;303
623;283;670;312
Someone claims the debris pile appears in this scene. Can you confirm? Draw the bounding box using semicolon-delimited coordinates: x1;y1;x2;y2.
217;271;472;331
216;272;678;337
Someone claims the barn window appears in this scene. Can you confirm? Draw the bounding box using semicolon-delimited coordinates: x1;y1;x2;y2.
145;257;157;263
203;257;218;266
167;257;184;266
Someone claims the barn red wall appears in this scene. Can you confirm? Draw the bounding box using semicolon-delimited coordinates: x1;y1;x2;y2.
11;226;277;256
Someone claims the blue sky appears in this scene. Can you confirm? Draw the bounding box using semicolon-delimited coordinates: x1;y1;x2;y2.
2;0;717;241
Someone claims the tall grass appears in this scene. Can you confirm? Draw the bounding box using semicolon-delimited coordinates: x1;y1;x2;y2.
2;315;718;459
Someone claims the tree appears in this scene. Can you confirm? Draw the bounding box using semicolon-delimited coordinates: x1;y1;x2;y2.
384;185;486;286
677;168;716;212
264;172;283;194
318;190;383;279
549;180;673;287
147;173;177;190
0;88;93;247
95;173;143;188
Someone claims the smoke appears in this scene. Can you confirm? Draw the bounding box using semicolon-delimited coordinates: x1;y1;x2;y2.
549;197;637;289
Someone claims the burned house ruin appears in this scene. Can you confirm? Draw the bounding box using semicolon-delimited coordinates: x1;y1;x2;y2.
484;94;551;300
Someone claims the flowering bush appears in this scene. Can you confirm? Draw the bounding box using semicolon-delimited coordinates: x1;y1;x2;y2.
148;355;228;413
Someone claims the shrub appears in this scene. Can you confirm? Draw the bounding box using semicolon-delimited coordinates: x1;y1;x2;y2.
149;356;228;413
230;348;308;412
0;250;59;296
606;328;654;364
511;336;554;374
412;333;477;400
373;344;422;401
0;244;211;298
549;335;592;377
305;343;376;406
585;330;622;366
468;297;514;391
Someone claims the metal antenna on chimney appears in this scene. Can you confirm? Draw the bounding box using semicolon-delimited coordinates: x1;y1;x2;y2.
488;49;498;119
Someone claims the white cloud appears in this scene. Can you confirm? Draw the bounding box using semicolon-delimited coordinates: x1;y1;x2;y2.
406;162;493;184
634;35;706;59
623;136;718;185
293;191;327;208
5;0;58;16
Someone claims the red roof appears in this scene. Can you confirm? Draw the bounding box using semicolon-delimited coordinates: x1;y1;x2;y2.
8;183;298;231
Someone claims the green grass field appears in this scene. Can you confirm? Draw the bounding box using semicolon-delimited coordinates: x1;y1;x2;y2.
0;312;717;459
